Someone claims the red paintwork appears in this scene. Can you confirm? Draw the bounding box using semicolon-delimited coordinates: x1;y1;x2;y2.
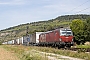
60;36;73;42
49;31;55;42
54;30;60;42
39;29;73;43
46;33;50;42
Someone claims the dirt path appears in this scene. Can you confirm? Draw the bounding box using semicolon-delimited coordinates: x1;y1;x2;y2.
32;50;84;60
0;46;20;60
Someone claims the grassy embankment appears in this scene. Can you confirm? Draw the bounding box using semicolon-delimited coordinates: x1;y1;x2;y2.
2;45;90;60
76;45;90;48
1;45;48;60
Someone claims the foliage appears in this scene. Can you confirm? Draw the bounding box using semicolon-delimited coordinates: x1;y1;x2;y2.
70;16;90;44
55;14;90;21
86;17;90;41
70;19;86;44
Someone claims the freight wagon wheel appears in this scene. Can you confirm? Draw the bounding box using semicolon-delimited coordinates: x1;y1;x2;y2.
58;46;60;49
58;45;63;49
61;45;65;48
67;46;71;48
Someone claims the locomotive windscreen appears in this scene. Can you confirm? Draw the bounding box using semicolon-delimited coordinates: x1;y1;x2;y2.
60;29;73;36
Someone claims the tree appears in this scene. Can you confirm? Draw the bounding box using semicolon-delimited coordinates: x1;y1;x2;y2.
86;17;90;41
46;25;53;31
70;19;85;44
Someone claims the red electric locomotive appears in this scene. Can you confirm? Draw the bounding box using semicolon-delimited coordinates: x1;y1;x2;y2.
39;28;74;48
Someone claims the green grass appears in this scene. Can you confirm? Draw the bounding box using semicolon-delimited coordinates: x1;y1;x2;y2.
2;45;90;60
1;45;48;60
22;50;48;60
29;46;90;60
76;45;90;48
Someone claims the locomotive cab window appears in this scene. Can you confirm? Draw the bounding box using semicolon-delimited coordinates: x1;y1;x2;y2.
60;30;73;36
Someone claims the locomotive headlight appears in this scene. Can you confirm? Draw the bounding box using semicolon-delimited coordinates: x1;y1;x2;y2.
59;38;62;41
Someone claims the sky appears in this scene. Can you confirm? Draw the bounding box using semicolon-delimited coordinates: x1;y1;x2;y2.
0;0;90;30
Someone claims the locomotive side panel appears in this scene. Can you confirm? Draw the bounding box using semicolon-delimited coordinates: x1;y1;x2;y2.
46;33;50;42
54;30;60;42
39;33;46;43
49;31;55;42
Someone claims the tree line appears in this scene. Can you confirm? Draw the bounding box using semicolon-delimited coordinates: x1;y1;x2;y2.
0;14;90;44
70;17;90;44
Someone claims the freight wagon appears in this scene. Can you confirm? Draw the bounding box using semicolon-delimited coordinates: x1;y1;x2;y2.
7;40;14;45
39;28;74;48
2;42;8;44
23;35;30;46
30;32;43;45
14;38;20;45
19;37;23;45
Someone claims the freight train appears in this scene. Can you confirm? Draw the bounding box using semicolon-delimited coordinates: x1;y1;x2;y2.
39;28;74;48
2;28;74;48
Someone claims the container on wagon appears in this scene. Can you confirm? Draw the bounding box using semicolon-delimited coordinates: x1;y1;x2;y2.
15;38;20;45
11;40;14;44
7;40;13;44
19;37;23;45
30;32;43;45
23;35;30;46
2;42;8;44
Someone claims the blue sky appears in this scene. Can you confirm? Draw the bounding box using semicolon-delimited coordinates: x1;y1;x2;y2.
0;0;90;30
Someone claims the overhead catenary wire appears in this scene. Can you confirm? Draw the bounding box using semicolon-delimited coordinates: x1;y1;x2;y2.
70;0;90;12
64;0;90;15
75;6;90;14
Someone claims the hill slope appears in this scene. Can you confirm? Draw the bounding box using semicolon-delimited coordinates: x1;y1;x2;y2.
0;14;90;42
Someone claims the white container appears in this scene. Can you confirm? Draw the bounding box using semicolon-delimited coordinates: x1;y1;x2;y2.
30;32;43;44
19;37;23;44
16;38;19;44
8;40;13;44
